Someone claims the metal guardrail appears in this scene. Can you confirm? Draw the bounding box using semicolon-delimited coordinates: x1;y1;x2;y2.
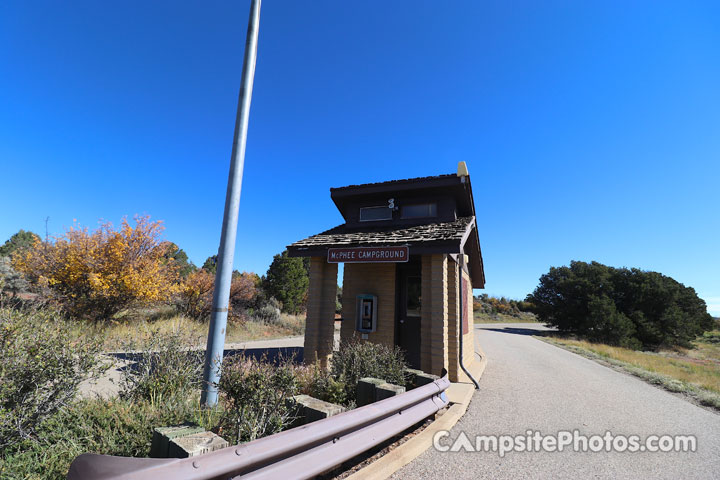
67;375;450;480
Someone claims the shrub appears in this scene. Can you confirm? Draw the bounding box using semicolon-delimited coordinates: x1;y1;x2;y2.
294;363;347;405
0;306;103;449
0;256;29;299
472;294;527;318
178;269;258;321
13;216;180;320
1;395;214;480
119;330;204;405
255;301;282;324
329;341;408;406
217;354;298;443
527;261;715;350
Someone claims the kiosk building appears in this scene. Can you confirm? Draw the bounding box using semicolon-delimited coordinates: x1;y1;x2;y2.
287;162;484;382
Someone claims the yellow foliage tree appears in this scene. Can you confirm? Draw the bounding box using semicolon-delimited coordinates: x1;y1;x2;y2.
178;269;258;321
13;215;179;320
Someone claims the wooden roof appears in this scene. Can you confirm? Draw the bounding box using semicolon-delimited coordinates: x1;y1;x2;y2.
287;172;485;288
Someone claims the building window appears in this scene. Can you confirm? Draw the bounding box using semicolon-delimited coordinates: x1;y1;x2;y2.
401;203;437;219
359;206;392;221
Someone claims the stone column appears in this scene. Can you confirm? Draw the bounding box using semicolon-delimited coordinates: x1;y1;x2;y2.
447;257;460;381
430;254;449;376
304;257;337;366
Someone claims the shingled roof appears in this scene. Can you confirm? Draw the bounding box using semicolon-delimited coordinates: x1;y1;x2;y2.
288;216;475;251
330;173;456;192
286;166;485;288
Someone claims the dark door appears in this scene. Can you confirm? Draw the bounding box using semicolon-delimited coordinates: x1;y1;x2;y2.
396;257;421;369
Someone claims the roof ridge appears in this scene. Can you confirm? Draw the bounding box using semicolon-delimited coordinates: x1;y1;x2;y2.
330;173;456;191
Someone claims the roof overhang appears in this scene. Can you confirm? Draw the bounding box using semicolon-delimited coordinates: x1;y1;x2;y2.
287;215;485;288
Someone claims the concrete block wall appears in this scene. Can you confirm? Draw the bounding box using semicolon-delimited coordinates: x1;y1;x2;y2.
428;254;449;376
421;253;452;376
340;263;396;348
304;257;338;366
446;256;477;382
447;258;460;381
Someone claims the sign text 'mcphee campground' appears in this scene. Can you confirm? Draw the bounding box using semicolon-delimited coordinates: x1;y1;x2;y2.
327;246;409;263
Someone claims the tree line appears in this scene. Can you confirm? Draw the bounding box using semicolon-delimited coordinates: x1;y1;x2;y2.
0;217;310;322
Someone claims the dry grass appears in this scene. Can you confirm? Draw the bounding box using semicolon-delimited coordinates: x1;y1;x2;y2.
70;312;305;351
541;331;720;410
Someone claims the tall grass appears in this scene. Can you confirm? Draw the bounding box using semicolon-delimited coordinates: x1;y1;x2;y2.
542;333;720;409
69;312;305;351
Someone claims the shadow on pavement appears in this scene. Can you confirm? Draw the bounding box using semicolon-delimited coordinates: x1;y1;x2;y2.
479;327;551;337
109;346;304;372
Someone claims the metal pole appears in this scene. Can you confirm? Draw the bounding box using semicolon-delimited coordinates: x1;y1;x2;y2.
201;0;262;407
458;254;481;389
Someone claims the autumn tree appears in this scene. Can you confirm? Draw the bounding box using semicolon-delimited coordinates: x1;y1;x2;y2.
13;216;179;320
178;268;258;321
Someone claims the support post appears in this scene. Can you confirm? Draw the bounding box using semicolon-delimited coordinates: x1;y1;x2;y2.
201;0;262;407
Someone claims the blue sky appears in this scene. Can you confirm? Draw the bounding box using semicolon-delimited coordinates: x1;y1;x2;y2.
1;1;718;315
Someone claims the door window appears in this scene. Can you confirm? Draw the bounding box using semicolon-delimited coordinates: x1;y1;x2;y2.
406;276;421;316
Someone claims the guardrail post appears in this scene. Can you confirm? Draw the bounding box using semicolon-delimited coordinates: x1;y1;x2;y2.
357;377;386;406
375;382;406;401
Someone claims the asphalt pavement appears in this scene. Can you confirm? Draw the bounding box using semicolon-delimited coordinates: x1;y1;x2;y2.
393;323;720;479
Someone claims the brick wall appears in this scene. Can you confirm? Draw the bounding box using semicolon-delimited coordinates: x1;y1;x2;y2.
340;263;396;348
429;254;449;376
329;253;474;380
446;256;477;381
304;257;338;366
447;258;460;380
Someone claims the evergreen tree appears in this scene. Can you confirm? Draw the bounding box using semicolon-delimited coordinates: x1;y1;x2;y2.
263;250;309;314
0;230;40;257
164;242;196;277
527;261;714;350
202;255;218;274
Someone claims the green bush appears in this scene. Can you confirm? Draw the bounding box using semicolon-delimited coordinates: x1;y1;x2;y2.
329;341;408;406
119;330;204;405
1;396;215;480
527;261;715;350
0;306;103;449
0;256;30;299
217;354;299;443
263;250;309;314
294;363;347;405
254;298;282;324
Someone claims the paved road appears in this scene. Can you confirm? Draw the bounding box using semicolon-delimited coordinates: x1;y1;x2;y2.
394;323;720;479
78;335;311;399
78;327;342;398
